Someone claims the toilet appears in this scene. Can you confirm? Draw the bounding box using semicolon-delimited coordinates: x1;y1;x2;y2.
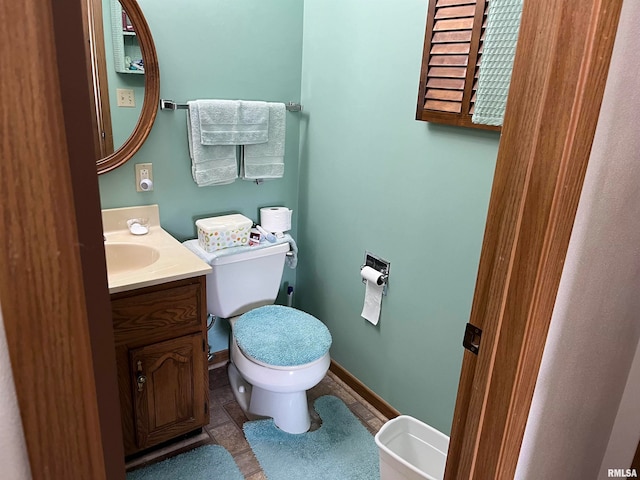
204;241;332;434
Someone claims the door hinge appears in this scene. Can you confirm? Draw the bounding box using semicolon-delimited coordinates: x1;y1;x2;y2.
463;323;482;355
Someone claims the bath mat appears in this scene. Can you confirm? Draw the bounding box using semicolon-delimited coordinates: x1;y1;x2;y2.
244;395;380;480
126;444;243;480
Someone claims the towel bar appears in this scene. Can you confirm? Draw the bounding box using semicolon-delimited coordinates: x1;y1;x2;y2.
160;99;302;112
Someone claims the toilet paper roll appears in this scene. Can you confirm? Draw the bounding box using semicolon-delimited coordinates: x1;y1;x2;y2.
260;206;292;233
360;266;384;325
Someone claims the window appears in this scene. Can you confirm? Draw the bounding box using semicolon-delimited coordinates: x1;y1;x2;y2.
416;0;500;131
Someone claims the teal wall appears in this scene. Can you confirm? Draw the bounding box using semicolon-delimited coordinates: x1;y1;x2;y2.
99;0;304;303
296;0;499;434
98;0;500;435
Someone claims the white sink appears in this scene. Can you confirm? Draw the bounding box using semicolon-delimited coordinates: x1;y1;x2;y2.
102;205;211;294
104;243;160;275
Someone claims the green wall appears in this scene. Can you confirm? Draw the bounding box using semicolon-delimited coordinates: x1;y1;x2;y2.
296;0;499;434
98;0;500;435
99;0;303;310
99;0;303;241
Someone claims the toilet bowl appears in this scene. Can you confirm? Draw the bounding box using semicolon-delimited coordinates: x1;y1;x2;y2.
227;305;331;433
186;238;332;433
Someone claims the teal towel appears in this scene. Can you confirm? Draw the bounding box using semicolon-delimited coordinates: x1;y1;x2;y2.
196;99;269;146
187;102;237;186
241;102;286;180
472;0;524;126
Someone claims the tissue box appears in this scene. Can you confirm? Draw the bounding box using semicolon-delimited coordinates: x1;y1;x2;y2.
196;214;253;252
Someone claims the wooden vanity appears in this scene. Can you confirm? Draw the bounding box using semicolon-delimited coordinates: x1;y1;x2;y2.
111;276;209;456
102;205;213;456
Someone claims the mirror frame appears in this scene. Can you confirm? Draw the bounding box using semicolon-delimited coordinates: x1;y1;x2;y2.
96;0;159;175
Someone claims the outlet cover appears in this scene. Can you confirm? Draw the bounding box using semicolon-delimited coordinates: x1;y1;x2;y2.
135;163;153;192
116;88;135;107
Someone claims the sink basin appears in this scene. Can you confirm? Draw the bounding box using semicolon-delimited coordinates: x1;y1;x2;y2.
105;243;160;275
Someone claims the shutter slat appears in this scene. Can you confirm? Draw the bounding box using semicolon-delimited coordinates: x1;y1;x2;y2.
425;100;462;113
429;55;469;66
436;0;477;6
434;18;475;31
435;5;477;19
427;77;466;90
428;66;467;78
426;89;464;102
432;30;473;43
431;43;471;54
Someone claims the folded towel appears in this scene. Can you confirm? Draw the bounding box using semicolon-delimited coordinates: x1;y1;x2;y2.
187;102;238;186
241;102;286;180
183;233;298;269
196;99;269;146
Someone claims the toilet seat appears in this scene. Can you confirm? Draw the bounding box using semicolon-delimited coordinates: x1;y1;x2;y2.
234;305;332;368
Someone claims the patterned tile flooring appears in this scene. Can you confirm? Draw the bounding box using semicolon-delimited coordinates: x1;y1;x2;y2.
126;362;389;478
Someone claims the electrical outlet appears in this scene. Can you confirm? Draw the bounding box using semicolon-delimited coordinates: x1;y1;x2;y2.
116;88;135;107
135;163;153;192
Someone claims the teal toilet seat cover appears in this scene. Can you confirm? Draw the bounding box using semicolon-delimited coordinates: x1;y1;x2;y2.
234;305;332;367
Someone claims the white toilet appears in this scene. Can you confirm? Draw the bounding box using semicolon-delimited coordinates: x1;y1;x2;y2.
204;241;332;434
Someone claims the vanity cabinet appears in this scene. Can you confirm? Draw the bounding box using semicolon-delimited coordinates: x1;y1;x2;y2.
111;276;209;456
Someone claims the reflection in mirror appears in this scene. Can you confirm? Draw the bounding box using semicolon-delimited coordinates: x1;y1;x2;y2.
84;0;160;174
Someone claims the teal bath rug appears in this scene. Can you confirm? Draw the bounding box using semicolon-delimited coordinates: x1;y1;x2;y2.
244;395;380;480
126;444;243;480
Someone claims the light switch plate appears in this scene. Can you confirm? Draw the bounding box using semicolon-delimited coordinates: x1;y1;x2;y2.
116;88;135;107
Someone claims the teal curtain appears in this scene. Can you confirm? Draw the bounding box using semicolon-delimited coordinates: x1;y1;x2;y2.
472;0;524;126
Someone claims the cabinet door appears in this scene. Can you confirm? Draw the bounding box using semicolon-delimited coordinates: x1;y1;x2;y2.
130;333;207;451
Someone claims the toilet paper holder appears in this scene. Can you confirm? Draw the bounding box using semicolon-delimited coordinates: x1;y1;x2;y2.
361;252;390;295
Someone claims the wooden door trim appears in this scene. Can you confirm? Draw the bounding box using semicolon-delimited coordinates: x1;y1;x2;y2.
1;0;123;478
445;0;623;478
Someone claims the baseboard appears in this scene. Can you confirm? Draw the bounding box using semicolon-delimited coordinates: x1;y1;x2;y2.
208;350;400;419
209;349;229;366
330;360;400;420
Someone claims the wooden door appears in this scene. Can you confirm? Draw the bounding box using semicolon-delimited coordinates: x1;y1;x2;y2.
131;334;207;451
444;0;624;478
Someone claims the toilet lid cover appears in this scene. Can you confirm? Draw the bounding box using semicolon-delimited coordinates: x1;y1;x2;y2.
234;305;332;367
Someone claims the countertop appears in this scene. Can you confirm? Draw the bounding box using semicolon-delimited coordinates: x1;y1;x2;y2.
103;205;211;294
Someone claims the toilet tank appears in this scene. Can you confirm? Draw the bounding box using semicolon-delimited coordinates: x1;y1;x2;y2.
206;242;290;318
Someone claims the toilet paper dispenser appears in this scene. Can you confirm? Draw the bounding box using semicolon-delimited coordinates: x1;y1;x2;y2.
361;252;390;295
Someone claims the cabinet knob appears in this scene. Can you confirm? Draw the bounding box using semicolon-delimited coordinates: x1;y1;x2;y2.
137;374;147;392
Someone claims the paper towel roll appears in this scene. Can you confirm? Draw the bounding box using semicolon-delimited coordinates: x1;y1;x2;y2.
260;206;292;233
360;266;384;325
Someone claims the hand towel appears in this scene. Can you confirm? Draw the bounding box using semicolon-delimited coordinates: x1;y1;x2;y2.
196;100;269;145
241;102;286;180
187;102;238;186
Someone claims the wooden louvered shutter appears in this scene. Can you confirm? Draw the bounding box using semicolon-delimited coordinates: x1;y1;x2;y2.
416;0;500;131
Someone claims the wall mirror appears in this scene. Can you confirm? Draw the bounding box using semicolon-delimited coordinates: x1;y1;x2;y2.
85;0;160;175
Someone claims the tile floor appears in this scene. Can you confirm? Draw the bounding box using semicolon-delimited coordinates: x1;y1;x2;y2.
126;362;389;478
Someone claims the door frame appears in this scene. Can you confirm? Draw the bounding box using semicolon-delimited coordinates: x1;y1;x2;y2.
0;0;624;479
0;0;124;478
444;0;623;478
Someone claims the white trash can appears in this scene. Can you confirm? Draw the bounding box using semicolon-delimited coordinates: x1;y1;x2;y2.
374;415;449;480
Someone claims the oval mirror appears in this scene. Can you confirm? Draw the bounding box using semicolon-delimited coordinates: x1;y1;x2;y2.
85;0;159;175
